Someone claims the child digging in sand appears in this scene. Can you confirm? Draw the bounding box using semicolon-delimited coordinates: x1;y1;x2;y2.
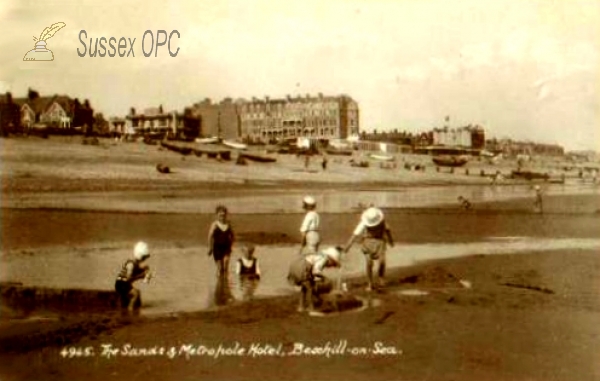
287;246;342;312
114;241;153;315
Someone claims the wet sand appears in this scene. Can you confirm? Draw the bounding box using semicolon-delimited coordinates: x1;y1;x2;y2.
1;137;600;380
1;247;599;381
0;194;599;380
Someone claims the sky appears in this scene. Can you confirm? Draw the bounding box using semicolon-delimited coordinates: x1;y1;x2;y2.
0;0;598;151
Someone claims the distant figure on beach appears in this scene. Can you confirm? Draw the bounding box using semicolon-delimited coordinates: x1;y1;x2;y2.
236;244;261;300
344;207;394;291
491;170;502;185
322;155;328;171
207;205;235;277
533;185;543;213
458;196;472;210
114;241;153;316
287;246;342;312
299;196;321;256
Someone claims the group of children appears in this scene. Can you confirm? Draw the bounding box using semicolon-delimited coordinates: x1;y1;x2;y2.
289;196;395;312
115;199;395;315
115;204;260;315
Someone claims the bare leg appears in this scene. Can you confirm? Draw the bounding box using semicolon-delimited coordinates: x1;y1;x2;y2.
127;288;141;313
365;256;374;291
305;283;315;311
222;255;230;275
377;257;387;287
216;259;228;277
298;285;308;312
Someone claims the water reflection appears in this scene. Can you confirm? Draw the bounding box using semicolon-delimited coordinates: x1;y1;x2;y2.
238;276;260;301
191;183;599;214
211;273;235;307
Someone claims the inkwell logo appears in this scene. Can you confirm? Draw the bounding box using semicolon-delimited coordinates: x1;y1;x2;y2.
23;22;66;61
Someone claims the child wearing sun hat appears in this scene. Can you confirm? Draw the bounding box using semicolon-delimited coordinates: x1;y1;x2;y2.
115;241;153;315
344;207;394;291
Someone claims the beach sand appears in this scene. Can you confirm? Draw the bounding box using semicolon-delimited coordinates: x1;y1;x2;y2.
1;248;599;381
1;136;599;381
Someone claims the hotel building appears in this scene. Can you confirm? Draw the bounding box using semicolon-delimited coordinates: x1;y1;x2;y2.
238;93;359;143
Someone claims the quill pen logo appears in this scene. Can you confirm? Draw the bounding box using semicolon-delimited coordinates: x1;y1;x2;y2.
24;22;66;61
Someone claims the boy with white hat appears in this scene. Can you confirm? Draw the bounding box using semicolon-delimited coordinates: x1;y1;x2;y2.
115;241;153;315
287;246;342;312
299;195;321;255
344;207;394;291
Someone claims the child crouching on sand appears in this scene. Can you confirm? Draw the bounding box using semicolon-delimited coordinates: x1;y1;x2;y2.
287;246;342;312
115;241;152;315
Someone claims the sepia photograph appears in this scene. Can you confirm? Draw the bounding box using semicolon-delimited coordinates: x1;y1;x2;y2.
1;0;599;380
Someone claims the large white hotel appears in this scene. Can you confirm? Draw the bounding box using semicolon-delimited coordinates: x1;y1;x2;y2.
239;93;359;143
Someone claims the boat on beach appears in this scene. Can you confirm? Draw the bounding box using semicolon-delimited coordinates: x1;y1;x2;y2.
510;170;550;181
369;153;395;162
239;152;277;163
223;140;248;150
432;155;469;167
195;137;220;144
325;148;353;156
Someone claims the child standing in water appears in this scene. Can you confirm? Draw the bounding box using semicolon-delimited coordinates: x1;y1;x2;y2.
236;244;261;280
207;205;235;276
236;244;261;300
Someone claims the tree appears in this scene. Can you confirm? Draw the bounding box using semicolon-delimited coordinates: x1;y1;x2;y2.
28;88;40;101
181;107;200;139
93;112;108;136
1;92;21;136
71;98;82;128
82;99;94;136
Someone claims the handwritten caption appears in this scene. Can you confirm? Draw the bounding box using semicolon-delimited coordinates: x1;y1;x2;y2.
60;341;402;360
